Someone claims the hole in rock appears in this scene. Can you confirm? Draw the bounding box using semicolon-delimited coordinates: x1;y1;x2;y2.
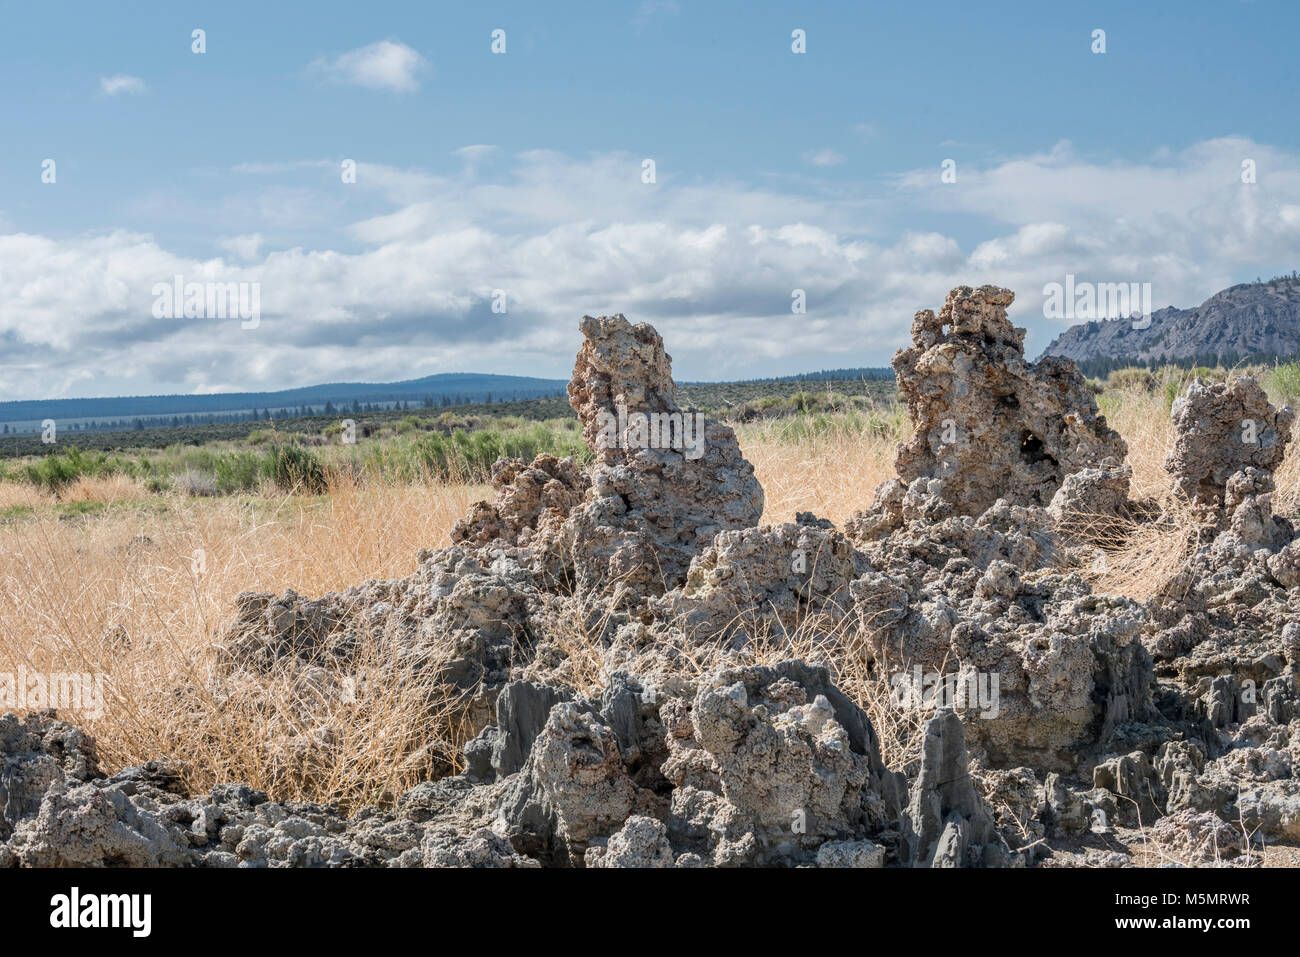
1019;431;1058;468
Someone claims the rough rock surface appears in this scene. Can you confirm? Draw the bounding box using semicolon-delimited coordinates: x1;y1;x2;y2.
1165;377;1294;510
450;455;589;554
215;547;540;740
9;289;1300;869
648;513;867;642
536;315;764;600
904;710;1008;867
891;285;1126;515
847;495;1153;770
1047;462;1138;546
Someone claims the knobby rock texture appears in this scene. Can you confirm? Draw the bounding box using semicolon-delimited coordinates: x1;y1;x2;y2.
5;291;1299;868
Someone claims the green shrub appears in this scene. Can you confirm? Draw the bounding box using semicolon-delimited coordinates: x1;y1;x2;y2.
1162;377;1183;411
214;451;264;493
1264;362;1300;406
1106;368;1155;393
263;442;328;493
20;447;87;492
381;422;588;482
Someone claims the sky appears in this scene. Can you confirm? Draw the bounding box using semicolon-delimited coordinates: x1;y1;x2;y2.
1;0;1299;400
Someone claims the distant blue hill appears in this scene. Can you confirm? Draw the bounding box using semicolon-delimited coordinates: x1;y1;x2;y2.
0;366;898;436
681;367;894;385
0;373;569;425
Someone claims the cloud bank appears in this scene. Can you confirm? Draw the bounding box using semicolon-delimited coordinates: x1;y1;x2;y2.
2;137;1298;399
99;74;147;96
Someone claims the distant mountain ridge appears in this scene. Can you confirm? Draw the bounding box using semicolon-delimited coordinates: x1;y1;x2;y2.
1039;275;1300;376
0;365;899;436
682;367;894;385
1;366;898;426
0;373;569;426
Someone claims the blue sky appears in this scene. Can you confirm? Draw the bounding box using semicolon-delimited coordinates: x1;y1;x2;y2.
2;0;1298;399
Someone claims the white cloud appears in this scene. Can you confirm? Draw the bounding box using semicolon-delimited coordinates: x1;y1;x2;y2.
312;41;428;93
3;138;1300;399
454;145;499;163
219;234;265;261
633;1;680;26
805;149;845;167
893;137;1300;320
99;74;146;96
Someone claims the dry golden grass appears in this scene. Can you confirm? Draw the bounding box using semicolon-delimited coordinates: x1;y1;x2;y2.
0;382;1295;806
0;476;486;806
0;482;52;509
1096;387;1179;500
65;474;150;503
1082;500;1200;602
0;474;150;508
739;414;910;526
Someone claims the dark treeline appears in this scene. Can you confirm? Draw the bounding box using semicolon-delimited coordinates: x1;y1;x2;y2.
0;391;563;436
682;367;894;386
1066;351;1300;380
0;373;569;428
0;372;897;459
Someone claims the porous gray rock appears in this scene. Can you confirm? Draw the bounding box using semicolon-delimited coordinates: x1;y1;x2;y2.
815;838;885;868
1148;809;1246;862
451;454;589;555
648;514;867;643
0;711;99;843
850;512;1154;770
536;315;764;600
496;701;640;866
838;288;1164;773
1092;751;1162;827
7;782;193;867
903;710;1009;867
1046;461;1137;547
660;662;905;866
1165;377;1294;510
463;680;573;782
890;285;1126;515
585;815;674;868
17;296;1300;870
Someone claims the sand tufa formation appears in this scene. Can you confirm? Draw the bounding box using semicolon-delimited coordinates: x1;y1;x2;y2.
4;289;1299;868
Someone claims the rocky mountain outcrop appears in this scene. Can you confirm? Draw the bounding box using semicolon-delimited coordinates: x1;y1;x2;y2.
1040;276;1300;371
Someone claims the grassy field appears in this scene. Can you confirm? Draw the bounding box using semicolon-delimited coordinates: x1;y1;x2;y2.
0;375;896;500
0;375;896;458
1;363;1298;810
